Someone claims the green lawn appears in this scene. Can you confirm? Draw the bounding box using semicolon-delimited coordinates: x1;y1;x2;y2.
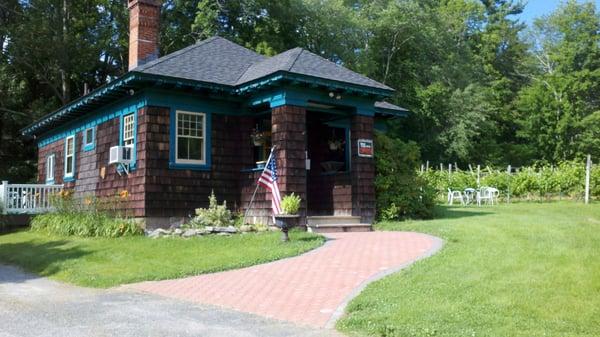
338;202;600;337
0;230;324;288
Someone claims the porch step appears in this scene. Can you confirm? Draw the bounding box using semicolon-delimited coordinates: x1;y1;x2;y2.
307;223;373;233
306;216;361;225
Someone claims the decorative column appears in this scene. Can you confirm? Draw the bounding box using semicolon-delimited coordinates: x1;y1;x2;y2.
271;105;307;226
350;114;376;223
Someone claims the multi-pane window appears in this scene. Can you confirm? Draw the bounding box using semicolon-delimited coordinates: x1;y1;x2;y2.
123;114;135;146
84;127;94;147
176;111;205;164
64;135;75;177
46;154;55;183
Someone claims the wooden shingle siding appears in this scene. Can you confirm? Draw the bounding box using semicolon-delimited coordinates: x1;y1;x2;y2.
351;115;376;223
271;105;307;223
142;106;250;218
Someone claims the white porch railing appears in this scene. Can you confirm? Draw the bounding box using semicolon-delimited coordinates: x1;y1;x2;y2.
0;181;64;215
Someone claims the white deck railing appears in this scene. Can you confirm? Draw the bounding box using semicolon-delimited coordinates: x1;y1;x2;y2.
0;181;64;215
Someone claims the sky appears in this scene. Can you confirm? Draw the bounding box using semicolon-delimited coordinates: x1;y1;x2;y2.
518;0;600;24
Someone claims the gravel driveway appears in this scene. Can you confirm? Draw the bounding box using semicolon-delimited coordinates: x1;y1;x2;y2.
0;265;341;337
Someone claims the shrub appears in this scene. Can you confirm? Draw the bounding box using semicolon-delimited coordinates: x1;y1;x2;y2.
187;190;233;228
375;132;435;220
31;189;142;237
281;193;301;215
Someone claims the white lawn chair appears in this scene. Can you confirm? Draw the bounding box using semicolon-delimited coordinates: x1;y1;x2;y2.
464;188;476;204
447;188;465;205
477;187;498;206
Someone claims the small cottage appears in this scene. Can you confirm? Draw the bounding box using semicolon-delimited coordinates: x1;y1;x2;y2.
22;0;406;229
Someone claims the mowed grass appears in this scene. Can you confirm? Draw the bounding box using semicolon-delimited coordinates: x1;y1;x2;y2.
338;202;600;337
0;229;324;288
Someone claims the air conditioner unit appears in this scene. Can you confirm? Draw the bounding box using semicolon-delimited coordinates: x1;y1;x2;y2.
109;145;132;165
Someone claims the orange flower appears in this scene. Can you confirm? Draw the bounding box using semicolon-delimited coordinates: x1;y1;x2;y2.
119;190;129;199
84;198;93;206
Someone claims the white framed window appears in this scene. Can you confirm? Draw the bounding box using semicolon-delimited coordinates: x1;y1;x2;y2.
175;111;206;164
64;135;75;178
84;127;94;148
46;154;55;183
123;114;135;146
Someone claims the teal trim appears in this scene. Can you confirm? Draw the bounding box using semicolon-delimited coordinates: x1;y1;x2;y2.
38;94;147;147
168;108;212;171
248;87;377;116
235;71;392;98
83;127;95;151
63;134;76;181
144;89;239;115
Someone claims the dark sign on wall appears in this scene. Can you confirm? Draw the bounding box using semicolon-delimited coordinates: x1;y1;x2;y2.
357;139;373;158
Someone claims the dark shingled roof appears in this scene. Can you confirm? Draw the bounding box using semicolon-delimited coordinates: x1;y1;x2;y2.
134;37;266;86
374;101;408;112
135;37;393;91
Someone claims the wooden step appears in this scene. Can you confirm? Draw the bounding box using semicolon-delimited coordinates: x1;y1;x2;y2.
307;223;372;233
306;215;361;225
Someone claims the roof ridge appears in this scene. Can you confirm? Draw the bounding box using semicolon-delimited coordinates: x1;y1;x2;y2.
134;36;220;72
287;48;303;71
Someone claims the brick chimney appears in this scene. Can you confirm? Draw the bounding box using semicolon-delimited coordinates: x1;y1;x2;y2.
128;0;161;71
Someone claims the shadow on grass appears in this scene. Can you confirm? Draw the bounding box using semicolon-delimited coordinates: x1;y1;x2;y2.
0;239;89;283
434;205;493;220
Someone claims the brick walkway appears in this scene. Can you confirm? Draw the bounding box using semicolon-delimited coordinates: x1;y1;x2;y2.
125;231;442;328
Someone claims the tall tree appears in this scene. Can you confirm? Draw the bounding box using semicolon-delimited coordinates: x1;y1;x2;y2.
516;0;600;161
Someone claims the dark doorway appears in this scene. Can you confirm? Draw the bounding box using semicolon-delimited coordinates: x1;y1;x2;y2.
306;111;352;216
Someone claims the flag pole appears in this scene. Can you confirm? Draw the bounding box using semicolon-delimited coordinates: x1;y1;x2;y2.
243;146;276;225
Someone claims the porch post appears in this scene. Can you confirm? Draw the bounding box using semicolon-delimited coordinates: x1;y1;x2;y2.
271;105;307;226
350;114;376;223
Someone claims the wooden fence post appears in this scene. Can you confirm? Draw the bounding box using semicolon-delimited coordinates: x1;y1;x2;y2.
585;155;591;205
507;165;511;204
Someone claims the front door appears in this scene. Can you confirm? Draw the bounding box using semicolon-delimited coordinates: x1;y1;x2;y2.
306;111;352;216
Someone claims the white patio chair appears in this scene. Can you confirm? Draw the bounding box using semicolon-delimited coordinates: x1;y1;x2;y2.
464;188;476;204
477;187;495;206
447;188;465;205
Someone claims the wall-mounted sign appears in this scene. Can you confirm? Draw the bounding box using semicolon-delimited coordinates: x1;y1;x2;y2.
357;139;373;158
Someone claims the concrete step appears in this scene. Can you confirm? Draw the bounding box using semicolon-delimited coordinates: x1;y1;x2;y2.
307;223;372;233
306;216;362;225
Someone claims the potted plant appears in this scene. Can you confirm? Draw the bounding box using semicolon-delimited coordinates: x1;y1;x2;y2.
274;193;301;242
250;128;267;146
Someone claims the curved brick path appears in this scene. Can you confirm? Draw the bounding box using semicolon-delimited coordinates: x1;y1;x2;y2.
125;231;442;328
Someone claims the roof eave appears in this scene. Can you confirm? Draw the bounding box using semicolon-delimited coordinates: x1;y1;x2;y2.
21;72;234;137
235;71;394;99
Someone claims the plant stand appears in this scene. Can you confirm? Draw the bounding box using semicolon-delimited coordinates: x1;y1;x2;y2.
274;214;299;242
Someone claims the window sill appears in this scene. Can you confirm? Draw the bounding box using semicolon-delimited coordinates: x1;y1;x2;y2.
241;167;264;173
83;144;95;152
169;162;211;171
63;176;75;182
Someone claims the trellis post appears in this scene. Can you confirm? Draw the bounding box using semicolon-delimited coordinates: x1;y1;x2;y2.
585;155;591;205
0;181;7;214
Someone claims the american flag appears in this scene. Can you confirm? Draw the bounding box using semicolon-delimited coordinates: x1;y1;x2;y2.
257;151;281;215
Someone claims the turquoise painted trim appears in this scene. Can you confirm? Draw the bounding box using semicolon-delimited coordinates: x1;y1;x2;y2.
63;134;76;181
248;87;377;116
38;94;147;147
168;108;212;171
83;127;95;151
144;89;240;115
235;71;392;97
